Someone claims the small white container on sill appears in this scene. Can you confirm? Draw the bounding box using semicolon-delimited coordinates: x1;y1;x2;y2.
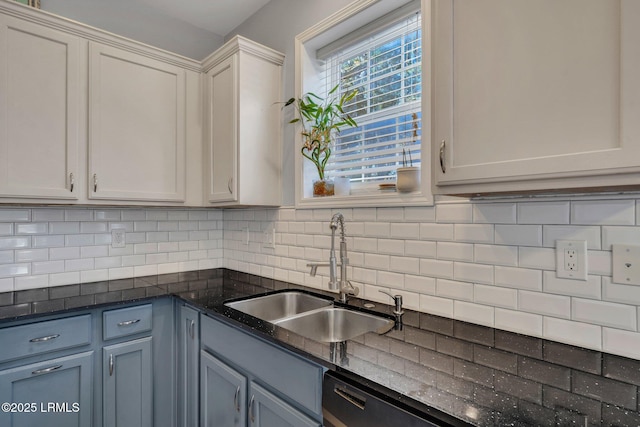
396;167;420;192
334;177;351;196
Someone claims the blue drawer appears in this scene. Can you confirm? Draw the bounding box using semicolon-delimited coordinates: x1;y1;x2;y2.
0;314;92;363
103;304;152;340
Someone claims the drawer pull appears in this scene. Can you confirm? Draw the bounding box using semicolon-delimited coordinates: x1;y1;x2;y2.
32;364;63;375
109;354;114;376
69;173;75;192
334;386;366;410
439;140;446;173
29;334;60;343
189;320;195;339
117;319;141;327
234;386;241;412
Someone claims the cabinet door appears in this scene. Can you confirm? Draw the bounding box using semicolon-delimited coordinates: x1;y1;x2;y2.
433;0;640;195
249;382;320;427
205;55;238;203
177;306;199;427
0;351;93;427
89;42;186;203
200;350;246;427
0;15;80;200
103;337;152;427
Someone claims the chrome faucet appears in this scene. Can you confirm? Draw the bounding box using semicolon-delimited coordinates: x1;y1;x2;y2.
307;212;359;303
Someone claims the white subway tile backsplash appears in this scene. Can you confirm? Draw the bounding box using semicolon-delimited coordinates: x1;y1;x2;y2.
0;263;29;277
108;267;134;280
65;209;93;221
518;247;555;270
405;274;436;294
572;298;637;330
0;209;30;222
604;328;640;359
518;201;570;225
33;209;65;222
378;240;405;256
405;240;436;258
420;294;454;317
437;242;473;261
390;223;419;239
420;259;453;279
587;250;612;276
436;278;474;301
65;258;95;272
65;234;94;247
95;257;122;269
377;270;404;288
50;271;80;286
571;200;635;225
32;261;65;274
0;237;29;250
436;203;473;223
15;275;49;290
81;269;109;283
122;254;146;266
50;222;80;234
543;271;601;299
603;277;640;305
420;223;454;241
475;244;518;266
0;277;13;292
49;247;80;260
518;290;570;318
474;284;517;309
495;266;542;291
377;207;404;221
473;203;516;224
16;223;48;234
543;317;602;350
495;225;542;247
602;226;640;249
15;249;48;262
495;309;543;336
0;251;13;264
389;256;419;274
454;301;494;326
454;224;494;243
0;223;12;235
364;222;390;238
80;222;108;233
542;225;601;249
404;206;435;222
364;253;390;270
454;262;494;285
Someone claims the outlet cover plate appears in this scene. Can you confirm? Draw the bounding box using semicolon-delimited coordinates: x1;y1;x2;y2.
555;239;587;281
612;244;640;286
111;229;126;248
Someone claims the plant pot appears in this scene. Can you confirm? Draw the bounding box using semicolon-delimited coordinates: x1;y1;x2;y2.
396;167;420;193
313;179;334;197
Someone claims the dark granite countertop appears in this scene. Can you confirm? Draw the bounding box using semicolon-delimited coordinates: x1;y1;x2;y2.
2;268;640;426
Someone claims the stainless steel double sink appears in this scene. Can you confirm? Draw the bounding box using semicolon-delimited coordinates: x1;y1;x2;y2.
225;291;394;342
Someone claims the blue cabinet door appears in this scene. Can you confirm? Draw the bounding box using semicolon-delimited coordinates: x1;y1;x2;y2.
103;337;152;427
200;350;246;427
177;305;199;427
0;351;93;427
249;382;320;427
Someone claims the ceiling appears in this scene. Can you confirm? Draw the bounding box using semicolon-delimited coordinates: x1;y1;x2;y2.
134;0;271;37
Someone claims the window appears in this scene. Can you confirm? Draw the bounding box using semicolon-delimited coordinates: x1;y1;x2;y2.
295;0;432;207
323;12;422;185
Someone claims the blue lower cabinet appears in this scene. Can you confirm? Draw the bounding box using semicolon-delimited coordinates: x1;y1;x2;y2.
201;350;246;427
0;351;93;427
103;337;153;427
249;382;320;427
177;305;199;427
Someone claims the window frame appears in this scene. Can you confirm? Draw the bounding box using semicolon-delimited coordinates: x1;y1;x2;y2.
293;0;433;208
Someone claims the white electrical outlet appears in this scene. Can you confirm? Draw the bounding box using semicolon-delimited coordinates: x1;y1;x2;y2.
555;240;587;280
111;229;126;248
612;244;640;286
263;228;275;249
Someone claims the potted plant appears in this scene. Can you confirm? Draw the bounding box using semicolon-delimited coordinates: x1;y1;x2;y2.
284;85;358;197
396;112;420;192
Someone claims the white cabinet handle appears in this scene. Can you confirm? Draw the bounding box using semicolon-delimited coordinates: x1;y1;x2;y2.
29;334;60;343
117;319;140;327
32;364;63;375
439;140;446;173
93;174;98;192
109;354;114;376
69;173;75;192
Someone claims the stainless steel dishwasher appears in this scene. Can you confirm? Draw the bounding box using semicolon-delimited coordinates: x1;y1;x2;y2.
323;371;460;427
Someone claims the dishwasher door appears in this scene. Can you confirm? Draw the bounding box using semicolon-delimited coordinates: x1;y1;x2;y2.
322;371;449;427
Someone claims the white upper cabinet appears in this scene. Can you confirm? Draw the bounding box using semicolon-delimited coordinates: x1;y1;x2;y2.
0;14;81;200
88;43;187;203
433;0;640;195
203;36;284;207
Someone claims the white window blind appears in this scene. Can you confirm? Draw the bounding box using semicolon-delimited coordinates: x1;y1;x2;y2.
321;8;422;185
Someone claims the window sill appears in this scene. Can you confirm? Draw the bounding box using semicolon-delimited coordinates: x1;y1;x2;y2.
295;188;433;209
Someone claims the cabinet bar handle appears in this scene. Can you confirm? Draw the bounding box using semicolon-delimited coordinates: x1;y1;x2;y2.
32;364;63;375
109;354;114;376
29;334;60;343
93;174;98;192
228;177;233;194
334;387;366;410
439;140;446;173
249;395;255;423
69;173;75;192
117;319;141;327
234;386;240;412
189;319;195;339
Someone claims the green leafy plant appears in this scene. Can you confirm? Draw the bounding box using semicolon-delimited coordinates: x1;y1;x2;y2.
283;85;358;180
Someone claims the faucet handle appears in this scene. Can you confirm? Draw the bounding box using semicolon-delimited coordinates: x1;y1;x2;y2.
379;290;404;315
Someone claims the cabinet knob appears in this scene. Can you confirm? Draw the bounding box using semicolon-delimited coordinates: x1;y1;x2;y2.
69;173;75;192
439;140;446;174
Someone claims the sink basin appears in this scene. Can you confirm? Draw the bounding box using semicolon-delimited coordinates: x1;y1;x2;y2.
225;291;333;322
274;307;395;342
